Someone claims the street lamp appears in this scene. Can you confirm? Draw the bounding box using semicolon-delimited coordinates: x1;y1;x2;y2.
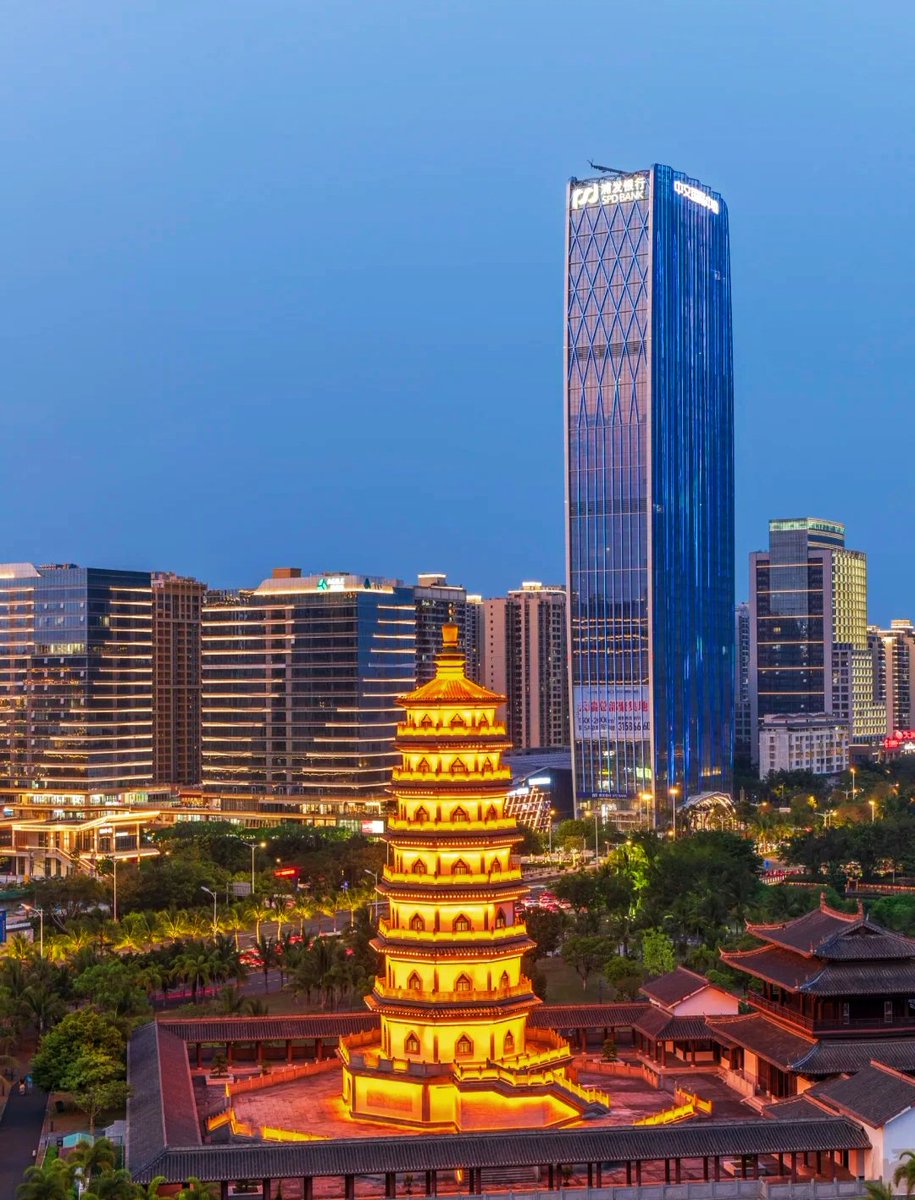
547;809;556;857
669;786;681;838
593;807;600;861
869;799;877;823
639;791;654;830
23;904;44;958
850;767;858;805
201;886;218;938
111;856;120;923
229;836;267;896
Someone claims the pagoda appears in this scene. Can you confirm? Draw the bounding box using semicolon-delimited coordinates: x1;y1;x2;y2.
341;625;608;1130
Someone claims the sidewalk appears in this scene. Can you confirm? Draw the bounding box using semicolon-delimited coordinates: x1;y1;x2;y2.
0;1084;47;1195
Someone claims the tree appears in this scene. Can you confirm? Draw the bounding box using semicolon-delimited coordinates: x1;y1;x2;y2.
561;935;612;990
523;908;566;957
83;1168;142;1200
73;961;152;1021
32;1009;125;1093
176;1179;217;1200
16;1161;74;1200
641;928;676;977
604;954;646;1000
894;1150;915;1198
68;1136;117;1180
65;1049;129;1136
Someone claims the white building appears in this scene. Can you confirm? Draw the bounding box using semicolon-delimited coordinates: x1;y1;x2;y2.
759;713;849;776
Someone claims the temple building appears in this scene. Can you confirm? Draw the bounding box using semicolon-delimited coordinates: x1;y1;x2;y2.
341;625;608;1129
709;896;915;1100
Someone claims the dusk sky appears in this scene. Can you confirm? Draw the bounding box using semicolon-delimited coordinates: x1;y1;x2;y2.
1;2;912;620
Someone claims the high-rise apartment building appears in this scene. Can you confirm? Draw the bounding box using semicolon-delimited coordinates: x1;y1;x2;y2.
735;602;752;759
565;164;734;817
202;569;416;800
463;593;485;684
869;619;915;736
152;572;205;786
414;574;467;685
749;519;882;763
0;563;153;791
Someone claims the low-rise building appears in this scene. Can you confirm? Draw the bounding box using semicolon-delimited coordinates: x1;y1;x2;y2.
759;713;849;776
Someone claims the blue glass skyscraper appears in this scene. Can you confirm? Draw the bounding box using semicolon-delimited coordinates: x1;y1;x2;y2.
564;164;734;822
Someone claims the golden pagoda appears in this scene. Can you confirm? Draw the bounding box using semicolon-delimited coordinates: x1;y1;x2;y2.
341;625;608;1130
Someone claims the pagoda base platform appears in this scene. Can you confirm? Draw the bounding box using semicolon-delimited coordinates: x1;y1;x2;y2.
342;1046;609;1131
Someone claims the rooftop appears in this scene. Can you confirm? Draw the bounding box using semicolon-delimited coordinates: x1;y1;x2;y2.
640;966;712;1008
810;1061;915;1127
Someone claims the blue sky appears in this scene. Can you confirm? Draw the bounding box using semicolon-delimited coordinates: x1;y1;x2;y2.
1;2;912;619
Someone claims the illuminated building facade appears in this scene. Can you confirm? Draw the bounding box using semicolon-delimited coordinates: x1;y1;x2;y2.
749;519;883;763
0;563;154;791
414;573;468;685
152;572;205;786
202;569;416;799
869;620;915;737
341;625;607;1129
564;165;734;819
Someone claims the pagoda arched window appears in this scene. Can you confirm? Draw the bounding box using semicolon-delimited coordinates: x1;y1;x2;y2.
414;806;429;824
417;758;430;775
405;1032;421;1055
450;713;466;728
481;758;493;774
455;973;472;993
453;914;471;933
412;859;427;875
485;805;498;821
490;859;502;873
451;806;468;823
504;1031;515;1054
420;714;433;728
478;714;489;729
407;971;422;992
410;913;426;932
499;970;510;990
452;859;470;876
494;908;507;929
450;757;468;775
455;1035;473;1058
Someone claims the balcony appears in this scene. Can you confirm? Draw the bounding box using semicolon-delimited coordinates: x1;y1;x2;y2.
751;992;915;1033
377;918;530;944
382;867;523;888
373;979;534;1005
387;818;518;834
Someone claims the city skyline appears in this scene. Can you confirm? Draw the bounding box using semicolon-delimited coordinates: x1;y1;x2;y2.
1;5;912;621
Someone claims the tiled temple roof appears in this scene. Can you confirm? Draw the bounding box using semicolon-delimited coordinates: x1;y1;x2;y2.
810;1061;915;1127
640;966;712;1007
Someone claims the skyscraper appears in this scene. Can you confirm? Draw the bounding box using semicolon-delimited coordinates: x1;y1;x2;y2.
735;602;752;759
201;569;416;800
413;573;468;685
749;518;883;762
0;563;153;791
868;619;915;737
564;165;734;820
152;572;205;786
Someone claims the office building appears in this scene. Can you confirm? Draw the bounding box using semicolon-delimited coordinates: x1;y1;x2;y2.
464;593;485;684
735;602;752;759
565;164;734;818
201;569;416;800
0;563;153;792
869;620;915;737
750;519;883;761
414;573;468;685
152;572;205;786
758;714;849;777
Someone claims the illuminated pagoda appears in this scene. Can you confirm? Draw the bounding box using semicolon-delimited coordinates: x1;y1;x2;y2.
341;625;608;1130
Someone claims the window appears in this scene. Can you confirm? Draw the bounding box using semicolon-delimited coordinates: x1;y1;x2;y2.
450;758;467;775
450;713;466;728
405;1033;421;1054
490;859;501;873
452;859;469;876
453;914;471;932
499;971;510;990
420;714;433;728
417;758;430;774
408;972;422;992
455;1035;473;1058
504;1031;515;1054
451;806;468;823
414;806;429;824
410;913;426;932
412;859;427;875
481;758;493;774
485;805;498;821
494;908;507;929
455;974;472;993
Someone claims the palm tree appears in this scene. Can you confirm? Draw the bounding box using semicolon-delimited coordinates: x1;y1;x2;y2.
290;895;317;939
246;900;274;943
174;947;217;1003
257;936;280;992
68;1135;117;1179
137;1177;166;1199
15;1161;73;1200
861;1185;895;1200
221;907;246;951
82;1168;141;1200
895;1151;915;1198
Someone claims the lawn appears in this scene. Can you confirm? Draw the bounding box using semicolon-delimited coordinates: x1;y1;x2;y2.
537;955;611;1004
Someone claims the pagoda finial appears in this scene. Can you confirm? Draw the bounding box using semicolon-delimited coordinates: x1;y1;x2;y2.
442;622;459;650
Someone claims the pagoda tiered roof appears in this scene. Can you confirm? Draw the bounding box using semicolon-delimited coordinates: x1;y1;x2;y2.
720;943;915;994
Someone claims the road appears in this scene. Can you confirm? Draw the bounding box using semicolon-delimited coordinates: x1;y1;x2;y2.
0;1083;46;1194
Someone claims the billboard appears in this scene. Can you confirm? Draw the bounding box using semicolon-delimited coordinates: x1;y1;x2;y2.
573;685;650;739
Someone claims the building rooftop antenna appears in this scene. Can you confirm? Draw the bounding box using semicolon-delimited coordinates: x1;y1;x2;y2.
588;160;626;176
